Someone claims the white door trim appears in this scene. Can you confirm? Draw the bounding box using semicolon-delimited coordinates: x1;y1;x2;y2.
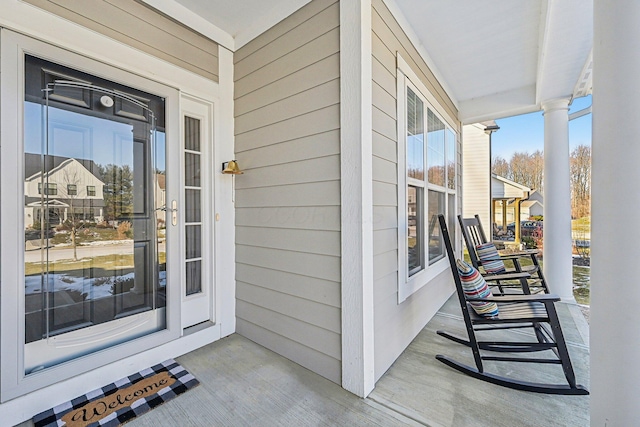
0;3;235;421
180;95;215;328
0;29;183;401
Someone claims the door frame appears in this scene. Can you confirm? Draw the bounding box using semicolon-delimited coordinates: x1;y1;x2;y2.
0;3;234;416
180;95;216;328
0;30;184;401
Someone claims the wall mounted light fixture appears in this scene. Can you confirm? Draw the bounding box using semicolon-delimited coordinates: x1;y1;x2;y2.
222;160;243;175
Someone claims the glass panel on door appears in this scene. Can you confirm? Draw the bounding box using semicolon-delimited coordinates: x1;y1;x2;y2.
23;56;167;373
184;116;202;296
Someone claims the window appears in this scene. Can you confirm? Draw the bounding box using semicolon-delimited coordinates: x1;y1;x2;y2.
397;56;458;302
38;182;57;195
86;185;96;196
67;184;77;195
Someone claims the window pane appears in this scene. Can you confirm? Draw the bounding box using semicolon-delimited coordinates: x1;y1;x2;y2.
407;87;424;180
185;153;200;187
185;189;201;223
448;193;456;248
428;189;445;264
186;260;202;296
447;129;456;190
408;185;423;275
186;225;201;259
427;109;445;187
184;116;201;152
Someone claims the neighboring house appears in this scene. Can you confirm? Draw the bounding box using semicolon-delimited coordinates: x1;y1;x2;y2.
23;155;105;228
0;1;632;425
491;174;531;242
493;180;544;225
520;190;544;219
462;121;497;230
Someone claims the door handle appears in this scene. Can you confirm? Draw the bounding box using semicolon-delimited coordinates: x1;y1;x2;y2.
156;200;178;226
171;200;177;226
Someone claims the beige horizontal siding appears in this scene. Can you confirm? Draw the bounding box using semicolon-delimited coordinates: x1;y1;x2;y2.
235;53;340;116
235;206;340;232
235;105;340;153
372;131;397;163
237;282;341;333
234;0;341;385
236;129;340;168
373;156;397;185
371;0;456;120
23;0;219;81
235;0;338;63
235;227;340;257
234;2;339;81
370;0;460;382
236;318;341;384
235;78;340;133
235;27;339;99
235;264;340;308
235;181;340;208
373;206;398;231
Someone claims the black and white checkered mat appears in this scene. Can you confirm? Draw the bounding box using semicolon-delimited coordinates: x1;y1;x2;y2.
33;359;199;427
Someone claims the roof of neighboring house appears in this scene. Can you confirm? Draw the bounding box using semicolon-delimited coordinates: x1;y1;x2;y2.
520;200;543;209
24;153;103;181
491;173;531;199
156;173;166;190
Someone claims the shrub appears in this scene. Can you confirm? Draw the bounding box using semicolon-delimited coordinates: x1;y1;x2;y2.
117;221;133;239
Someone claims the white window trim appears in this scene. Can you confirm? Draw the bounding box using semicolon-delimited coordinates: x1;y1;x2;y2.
397;53;458;303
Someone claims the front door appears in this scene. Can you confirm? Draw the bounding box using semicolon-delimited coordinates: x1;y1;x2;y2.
22;55;171;373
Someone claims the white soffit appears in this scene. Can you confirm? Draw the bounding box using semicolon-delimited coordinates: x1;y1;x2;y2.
142;0;592;123
172;0;311;49
388;0;593;124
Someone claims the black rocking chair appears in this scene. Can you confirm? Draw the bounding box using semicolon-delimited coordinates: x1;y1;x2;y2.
436;214;588;395
459;214;549;295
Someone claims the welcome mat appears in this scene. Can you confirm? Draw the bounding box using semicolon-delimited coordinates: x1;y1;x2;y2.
33;359;199;427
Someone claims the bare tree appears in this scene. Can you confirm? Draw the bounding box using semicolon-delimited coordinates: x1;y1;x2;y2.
492;151;544;192
492;146;591;220
60;169;84;261
492;156;510;179
570;144;591;218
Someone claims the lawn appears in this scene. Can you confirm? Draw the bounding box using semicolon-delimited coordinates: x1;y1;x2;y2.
463;250;590;305
25;252;167;276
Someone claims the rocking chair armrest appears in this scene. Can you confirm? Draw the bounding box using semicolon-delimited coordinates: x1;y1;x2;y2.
466;294;560;303
482;272;531;281
498;252;539;261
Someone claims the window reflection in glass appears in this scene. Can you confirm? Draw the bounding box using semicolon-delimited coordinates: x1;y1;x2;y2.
427;109;446;187
446;129;456;190
408;185;423;275
428;189;445;264
407;87;424;180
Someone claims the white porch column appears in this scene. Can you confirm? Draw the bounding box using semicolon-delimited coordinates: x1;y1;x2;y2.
542;99;574;301
340;0;375;397
592;1;640;424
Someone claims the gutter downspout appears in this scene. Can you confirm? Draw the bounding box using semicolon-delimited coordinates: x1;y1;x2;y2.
484;124;500;232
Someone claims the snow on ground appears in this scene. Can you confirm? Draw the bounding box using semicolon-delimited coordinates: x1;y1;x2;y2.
25;270;166;300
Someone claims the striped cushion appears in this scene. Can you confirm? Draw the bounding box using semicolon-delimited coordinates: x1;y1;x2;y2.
476;242;506;274
456;259;499;318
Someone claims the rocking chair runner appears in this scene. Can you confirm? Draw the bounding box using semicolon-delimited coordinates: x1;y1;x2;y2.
436;214;588;395
459;214;549;295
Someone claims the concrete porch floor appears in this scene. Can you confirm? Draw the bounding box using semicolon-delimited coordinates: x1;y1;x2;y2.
18;295;590;426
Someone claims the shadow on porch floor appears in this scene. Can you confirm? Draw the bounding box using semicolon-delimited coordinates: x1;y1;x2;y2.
18;295;589;427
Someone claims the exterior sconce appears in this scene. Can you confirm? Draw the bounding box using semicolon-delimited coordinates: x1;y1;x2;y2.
222;160;243;175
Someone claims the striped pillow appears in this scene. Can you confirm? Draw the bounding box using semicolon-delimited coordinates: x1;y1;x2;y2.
476;242;506;274
456;259;499;318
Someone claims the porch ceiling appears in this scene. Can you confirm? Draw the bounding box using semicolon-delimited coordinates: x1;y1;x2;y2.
141;0;593;124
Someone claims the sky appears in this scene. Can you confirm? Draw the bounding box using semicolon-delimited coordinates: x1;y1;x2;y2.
491;95;592;161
